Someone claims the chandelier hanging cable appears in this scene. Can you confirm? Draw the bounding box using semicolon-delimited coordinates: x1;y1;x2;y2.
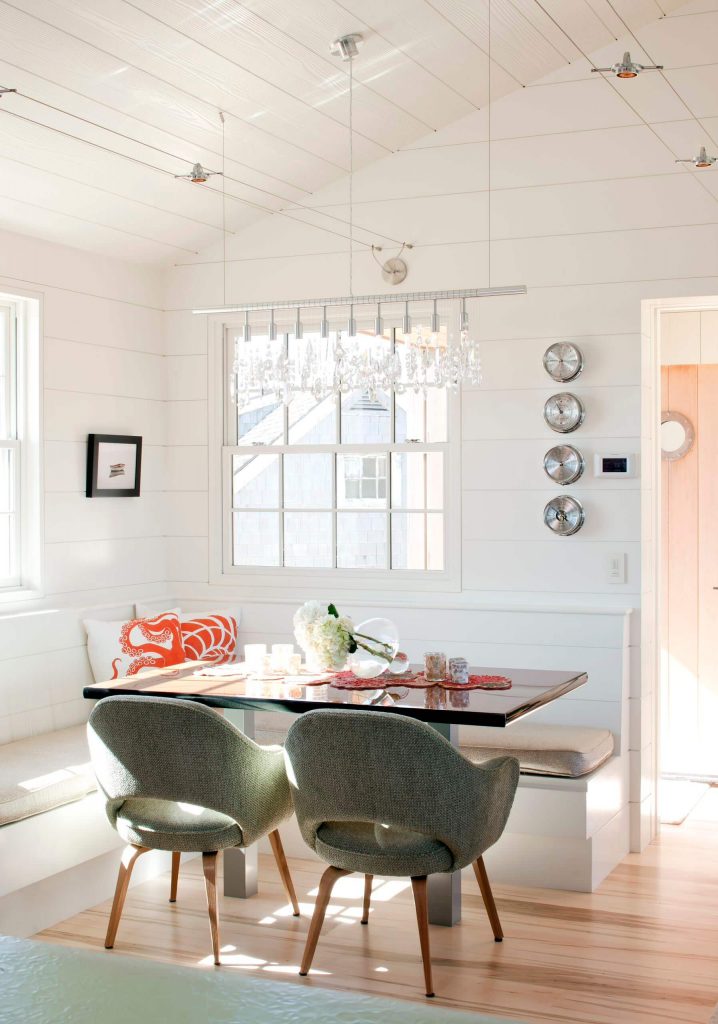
196;29;526;403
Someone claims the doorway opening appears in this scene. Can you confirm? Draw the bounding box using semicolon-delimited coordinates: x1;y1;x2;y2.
654;302;718;826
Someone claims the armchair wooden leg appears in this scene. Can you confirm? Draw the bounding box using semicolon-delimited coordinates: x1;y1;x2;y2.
299;866;350;976
202;851;221;965
169;851;181;903
268;829;300;916
105;844;149;949
411;876;435;998
361;874;373;924
473;856;503;942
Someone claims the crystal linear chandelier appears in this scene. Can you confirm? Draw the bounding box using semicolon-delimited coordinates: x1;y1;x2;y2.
193;23;527;402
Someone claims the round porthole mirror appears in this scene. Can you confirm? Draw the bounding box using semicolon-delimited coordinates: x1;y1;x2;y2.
661;411;694;461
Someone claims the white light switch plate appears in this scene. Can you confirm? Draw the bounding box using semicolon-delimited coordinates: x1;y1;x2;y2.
607;552;626;584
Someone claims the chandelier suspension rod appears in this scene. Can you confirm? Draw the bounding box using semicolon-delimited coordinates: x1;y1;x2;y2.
193;284;526;315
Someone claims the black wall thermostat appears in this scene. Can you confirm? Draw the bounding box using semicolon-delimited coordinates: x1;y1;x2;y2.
594;453;636;477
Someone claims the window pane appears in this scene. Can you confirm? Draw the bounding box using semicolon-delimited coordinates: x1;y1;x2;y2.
337;512;387;568
391;452;443;510
232;454;279;508
233;510;279;566
395;387;447;442
288;336;336;443
236;394;283;446
427;513;444;570
395;389;424;443
0;514;11;579
426;388;447;442
391;513;426;570
284;512;333;567
341;389;391;443
283;453;332;509
0;449;13;513
338;453;387;510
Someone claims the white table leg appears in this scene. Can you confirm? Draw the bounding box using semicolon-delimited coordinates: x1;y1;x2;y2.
427;721;461;926
223;709;258;899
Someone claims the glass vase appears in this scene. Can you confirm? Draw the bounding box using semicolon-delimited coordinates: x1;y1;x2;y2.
347;617;399;679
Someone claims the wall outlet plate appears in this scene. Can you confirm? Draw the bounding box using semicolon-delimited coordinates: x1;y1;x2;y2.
607;552;626;584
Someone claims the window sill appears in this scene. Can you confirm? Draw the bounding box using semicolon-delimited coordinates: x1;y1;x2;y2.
0;585;44;609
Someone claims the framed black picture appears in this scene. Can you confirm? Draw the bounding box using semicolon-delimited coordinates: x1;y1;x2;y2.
86;434;142;497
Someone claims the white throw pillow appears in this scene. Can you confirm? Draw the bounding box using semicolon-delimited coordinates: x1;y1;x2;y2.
84;612;185;683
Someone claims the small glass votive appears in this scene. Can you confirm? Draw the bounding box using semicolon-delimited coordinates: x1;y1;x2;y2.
424;651;447;682
288;653;302;676
244;643;267;671
448;657;469;685
271;643;294;672
389;651;410;675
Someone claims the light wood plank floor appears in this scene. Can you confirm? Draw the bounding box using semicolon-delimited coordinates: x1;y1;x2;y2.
37;792;718;1024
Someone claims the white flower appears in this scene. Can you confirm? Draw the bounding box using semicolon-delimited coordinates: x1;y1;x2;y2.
293;601;354;670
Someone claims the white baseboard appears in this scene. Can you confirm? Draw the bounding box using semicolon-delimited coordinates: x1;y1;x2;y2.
0;848;182;938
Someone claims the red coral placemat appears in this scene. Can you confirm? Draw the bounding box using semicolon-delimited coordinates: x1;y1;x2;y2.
329;670;511;691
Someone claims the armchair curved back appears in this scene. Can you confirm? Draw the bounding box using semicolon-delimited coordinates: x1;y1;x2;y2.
284;709;519;870
88;695;292;846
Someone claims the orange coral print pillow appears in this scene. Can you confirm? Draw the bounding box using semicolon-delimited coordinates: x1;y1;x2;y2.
180;615;238;664
84;613;185;682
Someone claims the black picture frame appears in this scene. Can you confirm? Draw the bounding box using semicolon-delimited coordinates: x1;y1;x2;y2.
86;434;142;498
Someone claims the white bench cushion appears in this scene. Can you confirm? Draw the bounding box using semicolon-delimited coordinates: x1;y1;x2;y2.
0;725;97;827
461;723;614;778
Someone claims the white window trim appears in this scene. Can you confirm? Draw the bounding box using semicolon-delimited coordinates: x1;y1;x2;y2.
0;286;43;603
207;317;461;592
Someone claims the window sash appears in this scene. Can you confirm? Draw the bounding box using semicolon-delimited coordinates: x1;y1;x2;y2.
223;442;447;574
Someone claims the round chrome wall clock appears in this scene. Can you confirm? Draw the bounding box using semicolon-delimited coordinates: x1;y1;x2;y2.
543;444;584;485
543;342;584;383
543;495;585;536
543;392;585;433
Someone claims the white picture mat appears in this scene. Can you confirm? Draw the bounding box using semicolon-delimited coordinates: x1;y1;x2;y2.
96;441;138;490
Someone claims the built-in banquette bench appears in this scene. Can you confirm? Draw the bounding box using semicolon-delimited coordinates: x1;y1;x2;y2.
0;601;636;936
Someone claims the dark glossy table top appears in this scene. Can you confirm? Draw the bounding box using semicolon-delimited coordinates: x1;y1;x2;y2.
83;662;587;728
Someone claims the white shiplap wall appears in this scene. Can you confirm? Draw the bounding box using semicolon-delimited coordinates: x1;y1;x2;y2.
0;227;168;743
164;10;718;851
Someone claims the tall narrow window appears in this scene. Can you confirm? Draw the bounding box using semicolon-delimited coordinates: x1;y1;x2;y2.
0;292;41;595
220;326;453;578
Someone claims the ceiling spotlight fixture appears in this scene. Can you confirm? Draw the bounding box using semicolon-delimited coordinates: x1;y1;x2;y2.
0;87;17;98
676;146;717;169
591;51;663;78
174;162;221;184
329;32;362;61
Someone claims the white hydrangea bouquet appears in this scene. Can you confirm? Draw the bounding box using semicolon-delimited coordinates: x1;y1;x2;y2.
293;600;395;673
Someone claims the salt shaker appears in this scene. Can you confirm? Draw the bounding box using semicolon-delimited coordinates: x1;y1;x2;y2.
448;657;469;685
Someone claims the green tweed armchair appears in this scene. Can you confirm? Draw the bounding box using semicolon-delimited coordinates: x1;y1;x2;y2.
88;695;299;965
284;709;519;997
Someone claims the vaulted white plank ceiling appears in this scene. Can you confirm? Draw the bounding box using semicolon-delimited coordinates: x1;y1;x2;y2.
0;0;705;262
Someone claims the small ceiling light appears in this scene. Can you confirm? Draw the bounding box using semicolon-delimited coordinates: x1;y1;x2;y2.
0;87;17;98
591;51;663;78
329;33;362;61
174;162;222;184
676;146;717;169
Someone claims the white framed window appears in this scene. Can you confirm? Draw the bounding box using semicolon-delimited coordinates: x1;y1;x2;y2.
210;322;461;587
0;290;42;598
